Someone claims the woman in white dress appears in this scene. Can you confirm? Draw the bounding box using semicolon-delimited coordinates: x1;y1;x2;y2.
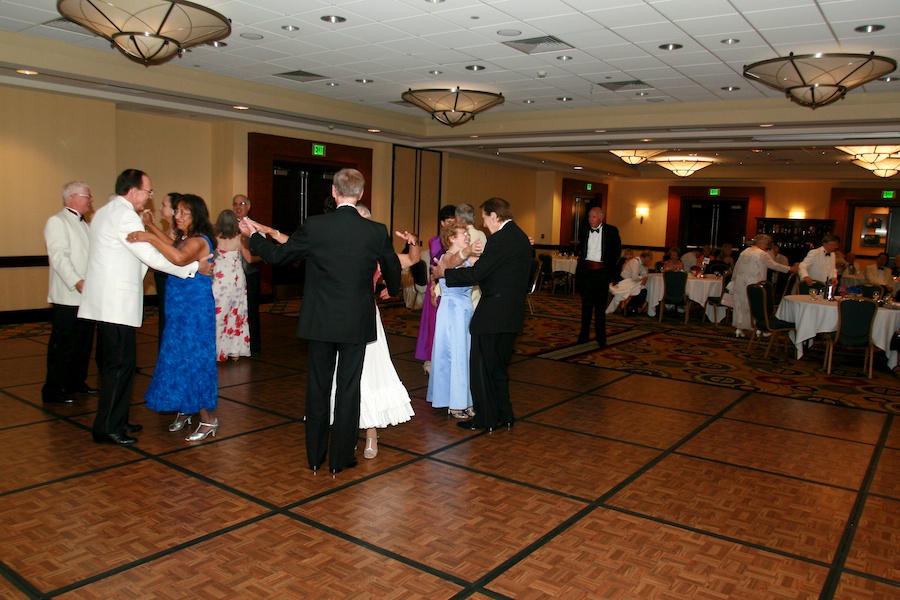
730;234;797;337
606;250;652;314
212;210;252;361
330;205;420;460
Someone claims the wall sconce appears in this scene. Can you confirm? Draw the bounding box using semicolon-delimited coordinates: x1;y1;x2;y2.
636;206;649;224
789;210;806;219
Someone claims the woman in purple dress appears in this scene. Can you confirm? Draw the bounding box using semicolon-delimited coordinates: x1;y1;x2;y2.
414;205;457;374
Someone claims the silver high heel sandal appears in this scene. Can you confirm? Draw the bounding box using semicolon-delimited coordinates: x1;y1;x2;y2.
185;419;219;442
364;435;378;459
168;412;192;432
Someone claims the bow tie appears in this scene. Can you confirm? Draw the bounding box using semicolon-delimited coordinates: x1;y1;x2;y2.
824;252;830;256
590;227;600;234
66;208;84;221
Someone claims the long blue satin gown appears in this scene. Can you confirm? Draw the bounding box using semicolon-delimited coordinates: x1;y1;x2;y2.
426;265;474;411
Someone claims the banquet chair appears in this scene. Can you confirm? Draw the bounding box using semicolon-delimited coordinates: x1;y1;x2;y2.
537;254;552;291
824;298;878;378
704;272;732;327
706;260;729;276
526;259;541;315
746;283;795;358
860;284;886;299
773;271;796;306
798;280;826;296
658;270;689;324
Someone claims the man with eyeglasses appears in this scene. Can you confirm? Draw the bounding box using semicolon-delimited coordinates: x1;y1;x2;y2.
232;194;262;354
79;169;213;445
42;181;98;405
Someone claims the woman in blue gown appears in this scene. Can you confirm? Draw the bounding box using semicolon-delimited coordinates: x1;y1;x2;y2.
427;222;478;417
129;194;219;442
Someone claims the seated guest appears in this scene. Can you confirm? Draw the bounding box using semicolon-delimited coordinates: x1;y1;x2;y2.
607;249;652;314
612;248;634;284
680;248;702;271
843;251;861;276
662;247;683;272
716;243;735;269
893;254;900;278
865;252;894;292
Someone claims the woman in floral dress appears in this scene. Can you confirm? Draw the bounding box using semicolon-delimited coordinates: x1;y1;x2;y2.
212;210;251;361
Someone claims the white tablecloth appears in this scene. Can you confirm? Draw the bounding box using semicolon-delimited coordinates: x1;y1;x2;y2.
552;256;578;274
645;273;724;321
775;295;900;368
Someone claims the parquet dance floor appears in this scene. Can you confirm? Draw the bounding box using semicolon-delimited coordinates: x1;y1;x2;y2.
1;301;897;599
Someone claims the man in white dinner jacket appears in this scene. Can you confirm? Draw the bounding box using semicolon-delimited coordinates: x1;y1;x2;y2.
42;181;97;405
78;169;211;445
798;234;839;287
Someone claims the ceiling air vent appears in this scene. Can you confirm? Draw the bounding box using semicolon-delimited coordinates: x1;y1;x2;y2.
43;17;97;35
274;70;328;83
597;80;651;92
503;36;573;55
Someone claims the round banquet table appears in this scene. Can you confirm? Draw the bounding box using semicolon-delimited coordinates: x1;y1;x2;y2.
775;294;900;368
644;273;724;321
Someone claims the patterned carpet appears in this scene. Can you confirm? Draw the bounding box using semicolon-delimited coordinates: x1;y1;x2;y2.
377;292;900;415
4;292;897;414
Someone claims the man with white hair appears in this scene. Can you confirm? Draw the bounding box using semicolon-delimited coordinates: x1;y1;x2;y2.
42;181;97;404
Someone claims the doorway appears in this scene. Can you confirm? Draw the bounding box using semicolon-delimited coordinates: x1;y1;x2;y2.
681;198;748;250
270;162;338;297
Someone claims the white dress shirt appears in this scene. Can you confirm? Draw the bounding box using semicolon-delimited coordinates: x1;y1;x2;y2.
798;246;837;283
585;225;604;262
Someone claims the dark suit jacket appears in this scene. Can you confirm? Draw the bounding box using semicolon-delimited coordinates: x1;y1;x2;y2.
249;205;401;344
443;220;533;335
576;221;622;290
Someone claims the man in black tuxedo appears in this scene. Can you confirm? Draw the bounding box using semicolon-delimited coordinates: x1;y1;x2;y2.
240;169;401;474
432;197;533;431
576;206;621;347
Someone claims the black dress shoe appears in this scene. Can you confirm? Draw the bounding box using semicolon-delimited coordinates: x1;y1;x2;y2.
67;384;99;395
125;423;143;434
330;456;359;475
310;464;320;473
45;395;75;404
458;420;491;431
92;432;138;445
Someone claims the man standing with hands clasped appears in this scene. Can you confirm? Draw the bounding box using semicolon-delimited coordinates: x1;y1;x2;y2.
42;181;97;405
432;197;533;432
576;206;621;348
239;168;401;475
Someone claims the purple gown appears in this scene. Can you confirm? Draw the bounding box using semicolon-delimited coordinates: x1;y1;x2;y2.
415;235;446;361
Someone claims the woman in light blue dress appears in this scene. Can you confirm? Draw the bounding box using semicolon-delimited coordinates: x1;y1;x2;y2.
427;222;478;418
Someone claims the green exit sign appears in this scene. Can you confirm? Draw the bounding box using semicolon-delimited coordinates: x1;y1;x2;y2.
883;190;895;199
709;188;720;196
586;183;592;191
312;144;326;156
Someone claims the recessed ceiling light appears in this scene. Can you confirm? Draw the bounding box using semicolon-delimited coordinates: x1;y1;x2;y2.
356;78;373;83
557;55;573;61
240;33;263;40
574;166;583;170
232;105;249;110
880;76;896;82
429;70;442;75
16;69;38;75
721;38;740;45
721;86;740;91
207;41;227;47
557;97;572;102
470;135;478;138
659;43;683;51
759;123;774;127
636;91;648;96
595;130;605;133
470;15;479;20
466;65;486;71
425;0;445;3
523;99;535;104
367;128;380;133
321;15;346;24
326;82;339;87
497;29;521;37
282;25;300;32
855;24;885;33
